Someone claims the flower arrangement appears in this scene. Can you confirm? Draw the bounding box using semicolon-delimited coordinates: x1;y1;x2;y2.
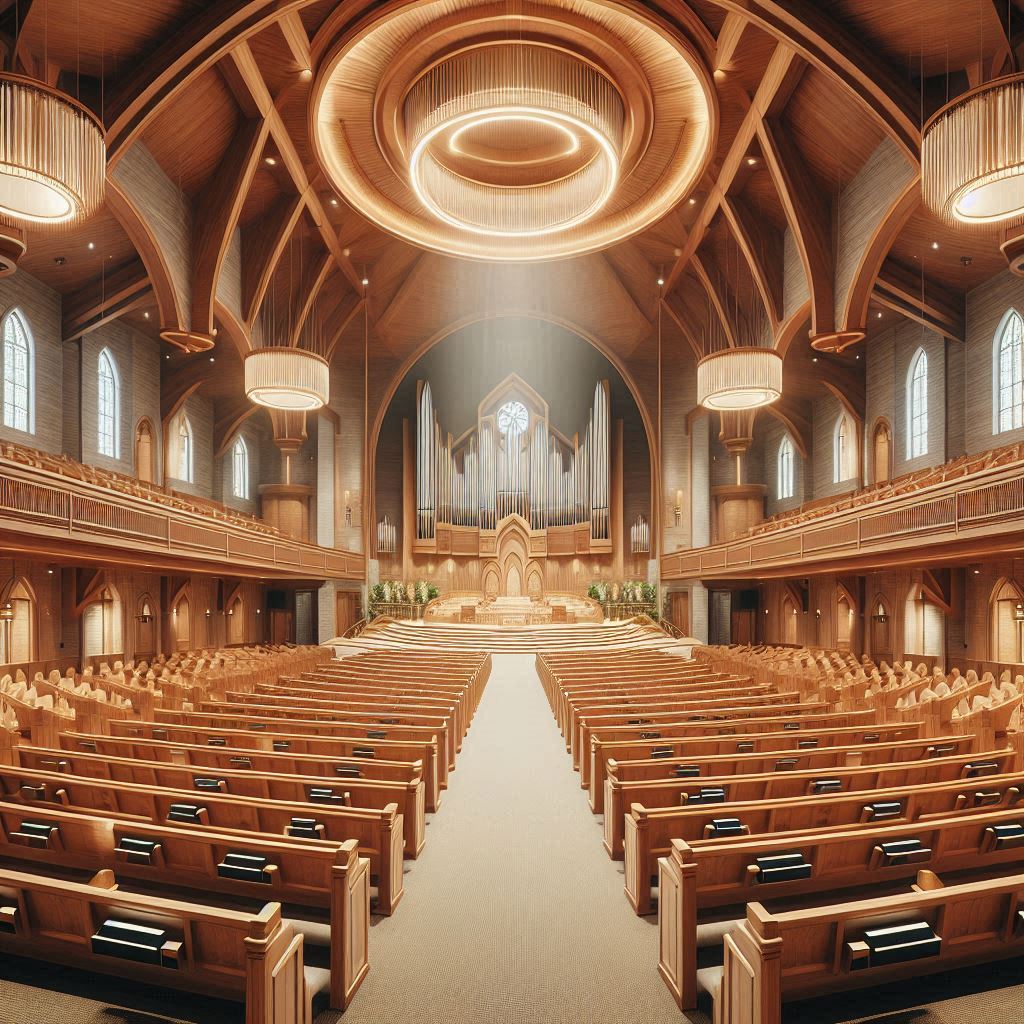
370;580;439;610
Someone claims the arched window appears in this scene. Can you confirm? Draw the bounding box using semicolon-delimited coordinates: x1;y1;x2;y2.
0;577;35;664
994;309;1024;433
82;584;123;658
777;436;794;500
176;415;194;483
2;310;33;433
833;412;856;483
231;436;249;499
97;348;120;458
907;348;928;458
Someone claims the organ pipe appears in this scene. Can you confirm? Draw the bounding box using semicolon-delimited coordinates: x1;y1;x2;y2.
414;378;613;536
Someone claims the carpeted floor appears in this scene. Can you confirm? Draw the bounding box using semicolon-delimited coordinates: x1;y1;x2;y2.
0;653;1021;1023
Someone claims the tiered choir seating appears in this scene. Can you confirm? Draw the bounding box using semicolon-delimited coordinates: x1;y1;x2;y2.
0;643;490;1021
538;645;1024;1023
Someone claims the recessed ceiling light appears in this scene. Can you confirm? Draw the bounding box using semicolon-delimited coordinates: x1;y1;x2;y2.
361;277;369;286
87;241;95;250
165;354;170;360
812;357;818;362
330;197;339;207
688;197;696;205
144;311;150;319
209;357;215;363
877;311;883;319
265;156;277;166
657;277;664;286
931;241;939;249
746;157;757;166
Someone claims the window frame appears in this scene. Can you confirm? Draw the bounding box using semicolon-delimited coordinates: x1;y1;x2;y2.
777;435;794;500
231;435;249;500
833;412;856;484
97;347;120;459
2;309;34;434
993;308;1024;435
177;414;194;484
906;347;929;459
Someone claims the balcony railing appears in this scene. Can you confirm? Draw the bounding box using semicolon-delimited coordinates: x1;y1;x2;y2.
662;452;1024;580
0;456;364;580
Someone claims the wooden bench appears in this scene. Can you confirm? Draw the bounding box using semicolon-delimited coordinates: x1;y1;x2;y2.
710;869;1024;1024
0;803;370;1009
657;805;1024;1009
16;744;426;857
588;722;925;812
0;865;323;1021
0;764;406;915
624;769;1024;914
108;719;443;813
603;748;1014;857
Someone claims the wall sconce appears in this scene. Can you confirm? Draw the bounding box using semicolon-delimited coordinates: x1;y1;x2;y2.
137;603;153;624
814;608;821;619
0;602;13;623
205;608;211;617
227;606;234;616
1014;602;1024;622
674;489;683;526
256;609;261;616
344;490;352;527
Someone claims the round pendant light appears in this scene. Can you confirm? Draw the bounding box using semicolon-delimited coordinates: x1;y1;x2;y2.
696;348;783;411
244;349;329;411
922;72;1024;225
0;74;105;226
404;43;624;239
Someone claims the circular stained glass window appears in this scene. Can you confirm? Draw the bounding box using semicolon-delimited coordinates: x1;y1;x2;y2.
497;400;528;436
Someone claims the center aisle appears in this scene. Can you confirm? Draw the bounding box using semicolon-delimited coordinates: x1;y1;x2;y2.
333;653;685;1024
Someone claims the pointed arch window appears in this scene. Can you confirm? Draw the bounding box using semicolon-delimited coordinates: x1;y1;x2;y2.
231;436;249;499
833;412;856;483
97;348;120;458
777;435;794;499
907;348;928;458
995;309;1024;433
2;310;33;433
177;415;194;484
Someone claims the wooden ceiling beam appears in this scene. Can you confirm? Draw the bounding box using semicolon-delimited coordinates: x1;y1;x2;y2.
225;39;364;297
192;116;271;340
277;10;311;72
663;44;803;295
105;0;304;162
289;254;335;347
757;116;835;341
160;372;203;426
819;355;866;421
714;12;749;73
214;403;259;456
660;296;703;362
713;0;920;159
62;261;152;343
720;192;784;328
692;253;738;347
872;258;965;342
764;396;811;459
325;296;366;361
242;193;306;329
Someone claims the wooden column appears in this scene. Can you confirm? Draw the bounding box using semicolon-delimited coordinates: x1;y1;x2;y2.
402;418;415;580
713;410;766;542
612;418;624;580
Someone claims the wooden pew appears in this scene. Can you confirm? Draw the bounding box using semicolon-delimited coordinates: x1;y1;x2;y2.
624;769;1024;915
603;748;1014;858
0;764;406;915
605;733;978;790
657;805;1024;1010
0;865;322;1021
0;803;370;1009
588;722;924;812
154;708;453;780
710;869;1024;1024
107;719;442;813
16;744;426;857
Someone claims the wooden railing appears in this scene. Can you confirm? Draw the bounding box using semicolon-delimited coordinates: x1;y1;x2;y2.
663;454;1024;580
0;457;363;580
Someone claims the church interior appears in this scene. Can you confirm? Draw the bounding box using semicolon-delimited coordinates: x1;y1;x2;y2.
0;1;1022;1022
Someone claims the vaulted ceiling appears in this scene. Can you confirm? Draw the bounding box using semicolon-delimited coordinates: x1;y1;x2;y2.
1;0;1021;462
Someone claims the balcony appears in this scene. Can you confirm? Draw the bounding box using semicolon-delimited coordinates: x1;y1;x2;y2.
0;449;363;580
662;443;1024;581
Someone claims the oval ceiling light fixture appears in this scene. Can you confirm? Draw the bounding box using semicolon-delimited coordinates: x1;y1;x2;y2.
312;0;715;262
404;43;623;239
923;72;1024;226
244;348;330;411
696;348;783;411
0;74;105;227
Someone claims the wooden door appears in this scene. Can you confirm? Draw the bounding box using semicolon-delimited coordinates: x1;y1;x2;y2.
670;592;690;635
335;592;360;637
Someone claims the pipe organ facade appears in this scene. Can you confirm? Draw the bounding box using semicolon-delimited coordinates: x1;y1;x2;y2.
414;376;611;551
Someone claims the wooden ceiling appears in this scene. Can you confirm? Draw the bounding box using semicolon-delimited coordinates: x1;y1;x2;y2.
3;0;1024;458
